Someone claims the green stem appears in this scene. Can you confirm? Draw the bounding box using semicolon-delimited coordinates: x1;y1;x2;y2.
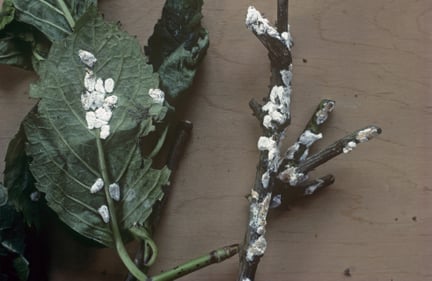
96;137;149;281
150;244;239;281
96;135;238;281
148;125;169;159
129;226;158;267
56;0;75;29
32;49;46;62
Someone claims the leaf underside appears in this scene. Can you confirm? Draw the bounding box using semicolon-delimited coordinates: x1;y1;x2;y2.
0;0;15;30
23;8;170;247
0;184;30;281
145;0;209;100
12;0;97;41
3;122;43;227
0;0;97;70
0;18;50;71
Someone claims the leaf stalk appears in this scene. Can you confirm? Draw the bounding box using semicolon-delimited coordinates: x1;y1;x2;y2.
96;137;149;281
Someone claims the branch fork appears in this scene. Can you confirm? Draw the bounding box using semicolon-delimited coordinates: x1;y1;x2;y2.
238;3;381;281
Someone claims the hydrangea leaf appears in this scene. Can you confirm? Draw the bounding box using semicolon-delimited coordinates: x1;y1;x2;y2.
0;0;15;30
12;256;30;281
145;0;209;101
23;8;170;247
0;0;96;70
0;28;34;70
12;0;97;42
157;35;209;101
0;20;50;71
0;184;29;281
3;122;44;228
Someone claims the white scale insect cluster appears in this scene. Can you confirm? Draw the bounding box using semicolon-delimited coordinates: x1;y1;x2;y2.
91;180;122;223
78;49;118;140
257;136;278;163
245;6;293;49
78;50;97;68
77;51;163;225
278;102;335;185
246;5;298;266
246;7;294;130
343;127;380;154
278;165;306;186
90;178;122;223
316;100;335;125
278;129;322;186
356;127;380;143
261;67;292;130
299;130;323;148
257;135;279;188
246;191;271;262
253;131;282;260
343;141;357;154
296;130;323;161
304;179;324;195
148;88;165;104
246;235;267;262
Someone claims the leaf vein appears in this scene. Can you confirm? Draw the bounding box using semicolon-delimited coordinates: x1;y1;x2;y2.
38;0;63;15
121;171;161;224
45;110;100;177
16;8;71;35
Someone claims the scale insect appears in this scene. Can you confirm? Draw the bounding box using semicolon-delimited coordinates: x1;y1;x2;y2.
109;183;121;201
98;205;110;223
78;49;118;139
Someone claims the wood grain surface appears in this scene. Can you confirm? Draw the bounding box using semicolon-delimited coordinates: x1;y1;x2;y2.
1;0;431;280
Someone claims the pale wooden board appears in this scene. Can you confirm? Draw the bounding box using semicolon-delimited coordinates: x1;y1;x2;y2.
1;0;431;280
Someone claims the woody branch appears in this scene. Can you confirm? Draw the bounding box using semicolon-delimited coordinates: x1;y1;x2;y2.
237;1;381;281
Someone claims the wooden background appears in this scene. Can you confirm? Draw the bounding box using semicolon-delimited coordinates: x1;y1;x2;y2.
1;0;431;280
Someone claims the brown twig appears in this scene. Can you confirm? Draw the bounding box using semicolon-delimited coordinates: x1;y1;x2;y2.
297;125;382;175
166;120;193;171
277;0;289;33
302;174;335;196
238;5;293;281
239;2;381;280
281;99;335;167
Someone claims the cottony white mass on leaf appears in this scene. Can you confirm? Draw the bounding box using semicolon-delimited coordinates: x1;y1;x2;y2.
78;49;118;139
78;49;97;68
148;88;165;104
90;178;104;193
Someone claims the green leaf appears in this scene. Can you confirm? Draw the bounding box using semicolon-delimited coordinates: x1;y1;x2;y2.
157;35;208;100
0;31;33;70
23;8;170;247
13;256;30;281
12;0;97;42
0;0;88;70
145;0;209;100
0;186;26;256
0;183;7;206
0;18;51;71
4;122;44;227
0;0;15;29
0;184;29;281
